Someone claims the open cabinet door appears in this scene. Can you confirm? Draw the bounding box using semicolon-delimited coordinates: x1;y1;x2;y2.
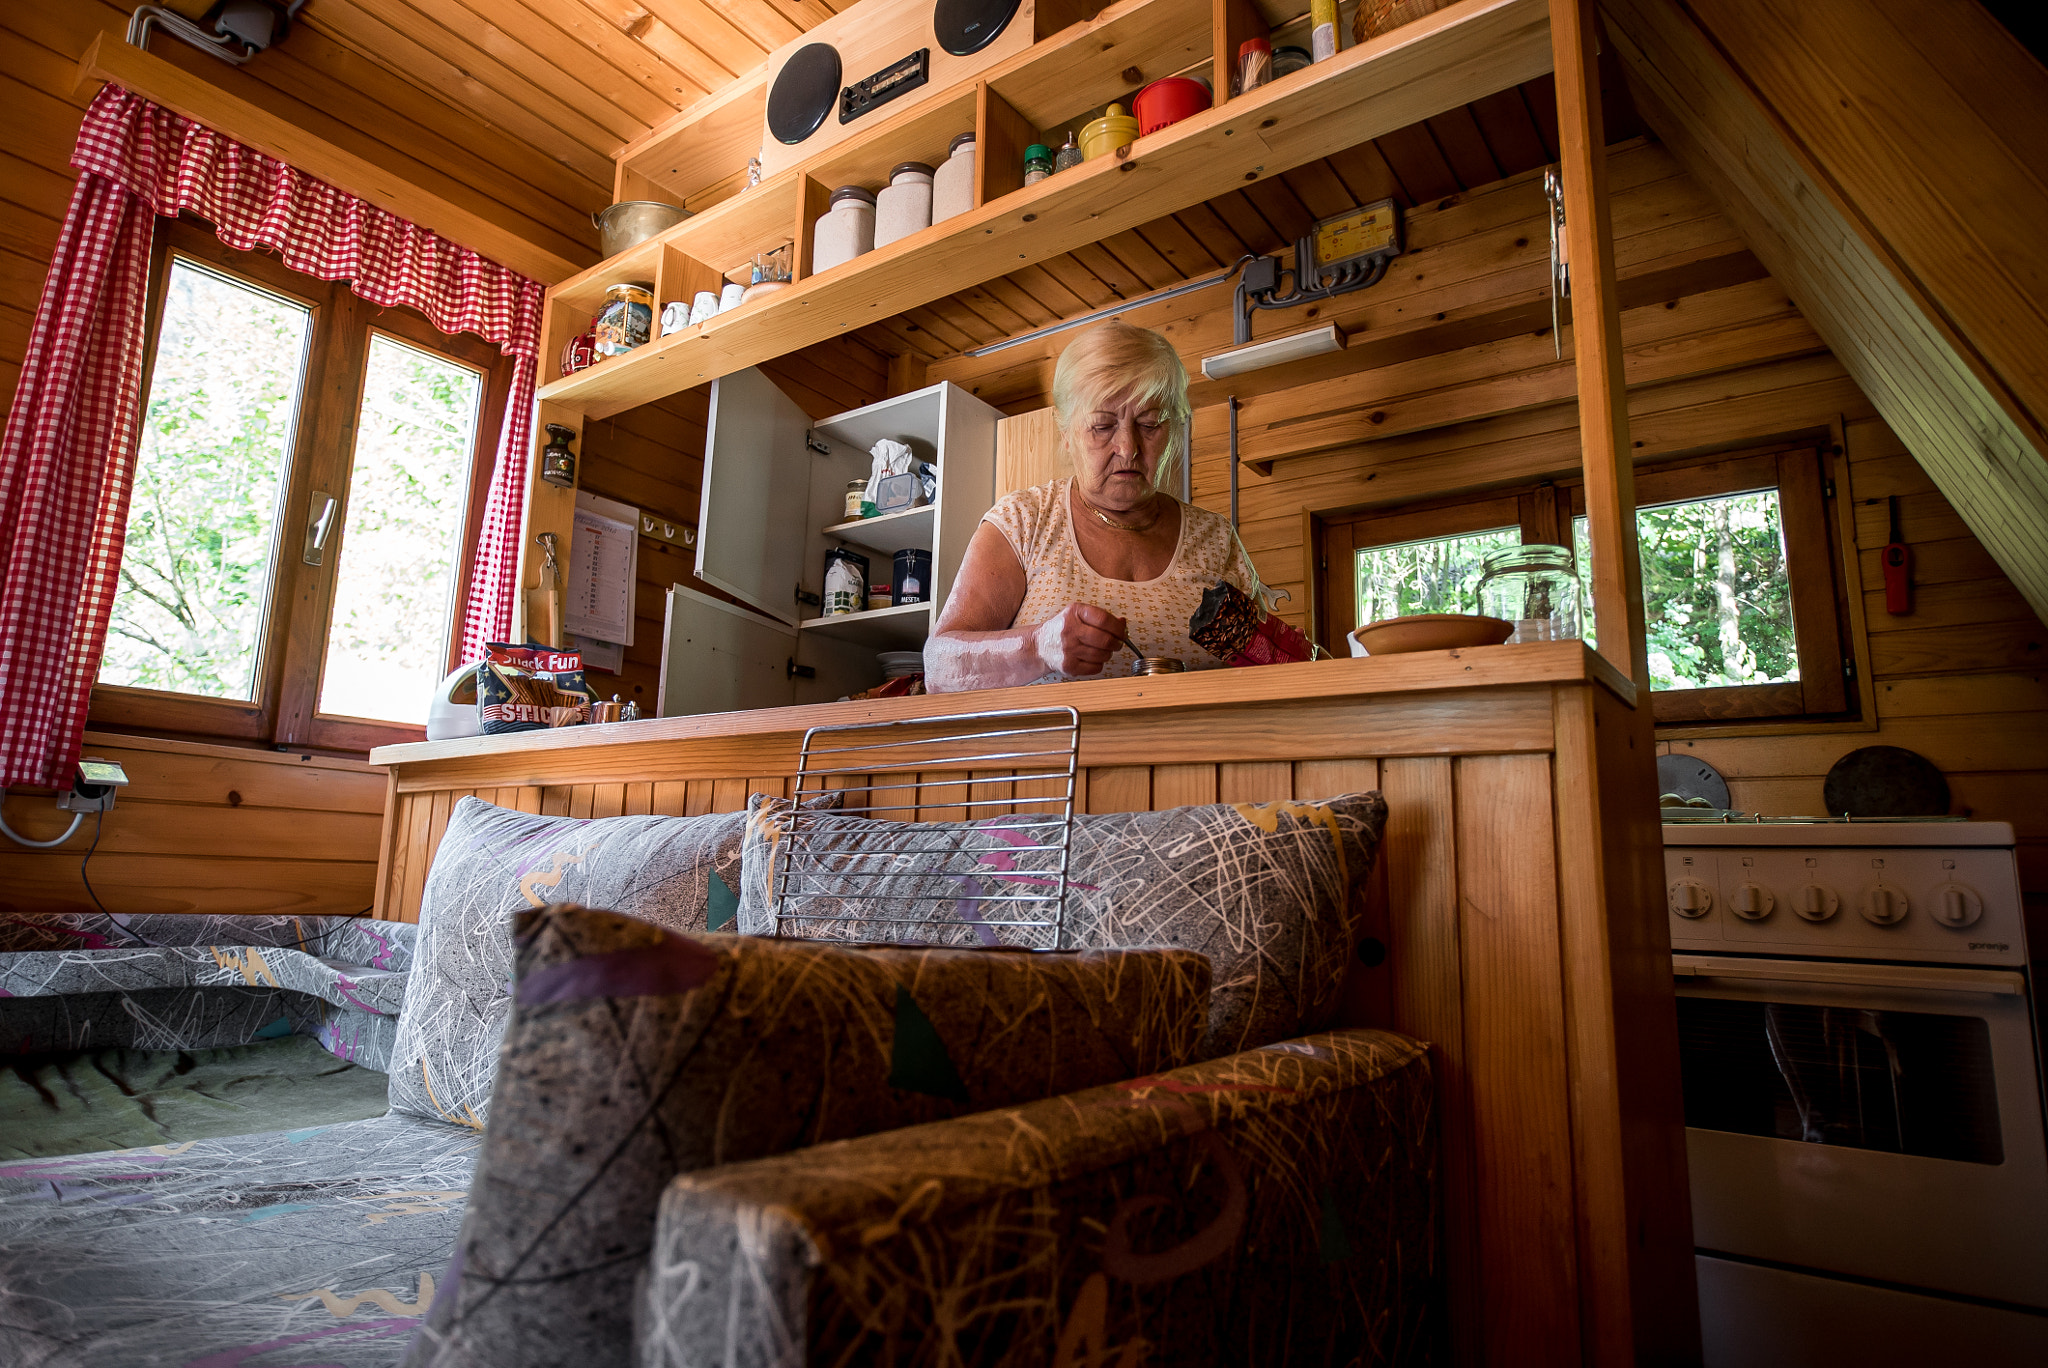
658;585;796;717
696;367;814;625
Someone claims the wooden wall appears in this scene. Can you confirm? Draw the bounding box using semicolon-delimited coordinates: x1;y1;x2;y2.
0;731;385;918
0;1;608;417
572;335;894;705
963;139;2047;900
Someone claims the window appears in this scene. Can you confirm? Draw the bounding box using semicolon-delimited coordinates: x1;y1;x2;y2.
92;218;511;752
1316;445;1853;726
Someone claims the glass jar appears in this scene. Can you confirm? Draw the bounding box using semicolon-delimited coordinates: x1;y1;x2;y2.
1477;544;1582;644
1053;132;1084;173
592;281;652;356
1237;37;1272;94
1023;143;1053;185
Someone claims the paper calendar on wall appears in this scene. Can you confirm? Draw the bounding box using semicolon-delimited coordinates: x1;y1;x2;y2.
564;489;638;648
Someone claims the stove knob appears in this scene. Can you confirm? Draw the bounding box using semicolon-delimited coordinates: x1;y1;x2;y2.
1932;882;1983;929
1733;883;1775;921
1794;885;1840;922
1669;880;1713;919
1861;885;1909;926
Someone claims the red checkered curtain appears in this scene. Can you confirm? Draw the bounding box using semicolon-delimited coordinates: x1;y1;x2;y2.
0;85;542;787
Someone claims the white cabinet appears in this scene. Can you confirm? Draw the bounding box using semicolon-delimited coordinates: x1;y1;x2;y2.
659;369;1001;716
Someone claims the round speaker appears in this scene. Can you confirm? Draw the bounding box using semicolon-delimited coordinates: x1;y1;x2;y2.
935;0;1023;57
768;43;841;146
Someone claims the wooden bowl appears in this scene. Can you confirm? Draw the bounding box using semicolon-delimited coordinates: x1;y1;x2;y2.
1349;613;1514;656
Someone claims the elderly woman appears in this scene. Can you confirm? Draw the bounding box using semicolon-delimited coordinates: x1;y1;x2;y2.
926;320;1265;692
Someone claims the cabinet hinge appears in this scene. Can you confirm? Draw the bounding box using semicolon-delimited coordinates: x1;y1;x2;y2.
805;433;830;456
788;659;816;680
1843;655;1856;681
795;587;821;609
1823;476;1837;499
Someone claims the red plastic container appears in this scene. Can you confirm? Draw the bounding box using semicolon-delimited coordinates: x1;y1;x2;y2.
1132;76;1212;136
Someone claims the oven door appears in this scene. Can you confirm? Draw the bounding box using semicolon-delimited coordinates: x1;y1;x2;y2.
1674;954;2048;1309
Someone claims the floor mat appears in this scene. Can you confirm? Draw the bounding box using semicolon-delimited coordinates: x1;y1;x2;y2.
1;1034;390;1159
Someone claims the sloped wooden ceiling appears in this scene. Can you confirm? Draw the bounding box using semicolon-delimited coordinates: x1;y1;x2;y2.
1601;0;2048;626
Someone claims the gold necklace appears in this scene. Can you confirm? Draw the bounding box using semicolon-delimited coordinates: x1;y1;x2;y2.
1078;489;1165;532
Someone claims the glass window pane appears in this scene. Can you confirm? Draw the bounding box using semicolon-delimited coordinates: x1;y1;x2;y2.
317;334;483;724
102;259;310;699
1574;488;1799;691
1355;526;1520;625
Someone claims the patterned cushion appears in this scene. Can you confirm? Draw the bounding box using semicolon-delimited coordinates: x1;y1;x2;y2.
0;1111;478;1368
737;790;1389;1056
0;913;415;1069
386;796;778;1129
639;1028;1435;1367
403;904;1211;1368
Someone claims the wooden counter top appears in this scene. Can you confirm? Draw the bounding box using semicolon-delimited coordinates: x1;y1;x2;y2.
371;641;1637;786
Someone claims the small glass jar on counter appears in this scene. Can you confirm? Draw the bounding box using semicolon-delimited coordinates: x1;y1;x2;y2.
1271;45;1312;80
1476;544;1583;644
875;162;935;248
933;133;976;223
592;281;653;357
844;479;867;521
812;186;876;273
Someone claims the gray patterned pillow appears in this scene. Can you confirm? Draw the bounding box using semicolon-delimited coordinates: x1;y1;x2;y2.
737;789;1388;1057
387;797;761;1128
405;904;1211;1368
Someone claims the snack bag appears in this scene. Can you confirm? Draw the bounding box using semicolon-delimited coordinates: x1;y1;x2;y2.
1187;580;1315;667
477;644;592;734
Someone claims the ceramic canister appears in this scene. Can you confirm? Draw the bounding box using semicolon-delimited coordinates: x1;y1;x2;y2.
1079;103;1140;160
933;133;976;223
813;186;876;273
875;162;935;248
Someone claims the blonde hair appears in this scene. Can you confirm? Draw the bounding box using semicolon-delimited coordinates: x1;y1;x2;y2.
1051;320;1192;486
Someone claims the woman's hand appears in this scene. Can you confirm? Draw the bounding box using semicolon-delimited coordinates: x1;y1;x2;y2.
1033;602;1127;677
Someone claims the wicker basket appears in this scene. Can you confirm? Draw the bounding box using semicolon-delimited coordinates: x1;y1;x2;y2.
1354;0;1452;44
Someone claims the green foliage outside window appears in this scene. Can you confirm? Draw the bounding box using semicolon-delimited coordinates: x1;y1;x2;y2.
100;261;308;699
1354;526;1520;627
1574;489;1799;691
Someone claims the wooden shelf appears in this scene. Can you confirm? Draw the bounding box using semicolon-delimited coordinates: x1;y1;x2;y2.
799;601;934;648
825;506;936;555
536;0;1554;419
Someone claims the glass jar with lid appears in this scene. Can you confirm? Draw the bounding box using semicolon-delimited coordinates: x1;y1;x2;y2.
1476;543;1582;643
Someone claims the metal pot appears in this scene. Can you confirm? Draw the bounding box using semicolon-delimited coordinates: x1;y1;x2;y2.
593;200;690;257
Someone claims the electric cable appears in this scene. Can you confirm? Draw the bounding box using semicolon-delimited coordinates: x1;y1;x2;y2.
0;791;84;848
81;807;113;918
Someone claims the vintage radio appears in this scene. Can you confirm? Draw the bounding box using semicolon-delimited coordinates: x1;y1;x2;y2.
760;0;1098;179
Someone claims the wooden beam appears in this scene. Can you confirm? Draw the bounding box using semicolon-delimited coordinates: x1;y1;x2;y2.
74;33;585;284
1600;0;2048;626
1550;0;1647;692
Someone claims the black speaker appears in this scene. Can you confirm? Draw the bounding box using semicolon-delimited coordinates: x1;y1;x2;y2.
934;0;1023;57
767;43;842;146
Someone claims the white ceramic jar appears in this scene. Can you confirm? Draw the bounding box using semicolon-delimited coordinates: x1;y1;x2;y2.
873;162;935;248
813;186;876;273
932;133;976;224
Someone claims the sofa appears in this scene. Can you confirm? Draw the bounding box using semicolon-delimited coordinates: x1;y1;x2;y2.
0;788;1434;1367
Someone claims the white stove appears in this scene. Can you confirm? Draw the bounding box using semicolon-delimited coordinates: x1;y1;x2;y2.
1663;819;2048;1367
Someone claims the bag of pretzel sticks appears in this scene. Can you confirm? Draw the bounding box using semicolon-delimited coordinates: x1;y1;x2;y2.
477;644;592;734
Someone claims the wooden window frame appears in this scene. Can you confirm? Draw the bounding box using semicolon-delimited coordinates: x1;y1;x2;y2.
89;216;513;755
1314;442;1856;728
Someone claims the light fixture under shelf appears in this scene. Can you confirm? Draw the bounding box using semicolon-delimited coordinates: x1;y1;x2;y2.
1199;324;1346;380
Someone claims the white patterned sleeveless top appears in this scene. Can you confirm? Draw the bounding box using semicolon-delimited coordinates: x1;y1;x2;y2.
982;479;1264;681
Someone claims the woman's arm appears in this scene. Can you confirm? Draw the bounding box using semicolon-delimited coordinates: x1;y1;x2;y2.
925;522;1126;692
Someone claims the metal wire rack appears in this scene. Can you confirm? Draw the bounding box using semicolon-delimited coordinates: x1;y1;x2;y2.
772;706;1080;947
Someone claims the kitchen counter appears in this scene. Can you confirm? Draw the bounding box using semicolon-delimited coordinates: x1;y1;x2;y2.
365;637;1690;1366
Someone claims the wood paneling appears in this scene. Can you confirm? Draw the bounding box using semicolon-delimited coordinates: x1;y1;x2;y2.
1602;0;2048;626
0;732;384;918
1663;414;2048;896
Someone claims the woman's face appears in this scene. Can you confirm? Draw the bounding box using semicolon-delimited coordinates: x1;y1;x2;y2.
1067;393;1173;510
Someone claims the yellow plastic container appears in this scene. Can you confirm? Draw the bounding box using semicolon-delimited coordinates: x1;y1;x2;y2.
1079;103;1141;160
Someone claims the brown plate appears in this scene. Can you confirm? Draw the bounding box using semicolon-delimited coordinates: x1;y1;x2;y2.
1349;613;1513;656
